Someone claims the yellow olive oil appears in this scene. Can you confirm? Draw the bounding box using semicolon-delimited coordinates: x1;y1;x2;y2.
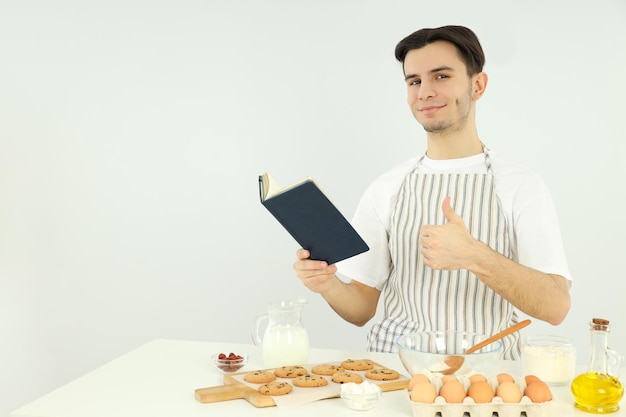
571;372;624;414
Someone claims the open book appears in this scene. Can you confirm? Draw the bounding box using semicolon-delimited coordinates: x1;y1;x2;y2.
258;173;369;265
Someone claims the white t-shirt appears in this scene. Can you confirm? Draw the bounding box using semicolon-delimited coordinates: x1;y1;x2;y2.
337;151;572;290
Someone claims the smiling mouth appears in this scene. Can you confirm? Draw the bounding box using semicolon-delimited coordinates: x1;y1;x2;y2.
419;105;444;116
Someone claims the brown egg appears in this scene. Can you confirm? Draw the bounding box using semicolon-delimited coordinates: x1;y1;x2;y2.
496;380;523;403
410;381;437;403
496;373;515;384
408;373;430;391
467;380;495;403
469;374;487;384
524;380;553;403
441;375;458;384
524;374;541;385
439;381;466;403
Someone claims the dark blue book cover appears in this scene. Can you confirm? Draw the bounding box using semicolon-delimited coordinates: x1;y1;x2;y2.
259;174;369;265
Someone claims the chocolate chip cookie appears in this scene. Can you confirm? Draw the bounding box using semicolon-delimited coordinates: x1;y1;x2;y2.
274;365;308;378
331;370;364;384
244;370;277;384
365;367;400;381
258;381;293;396
293;374;329;387
340;359;375;371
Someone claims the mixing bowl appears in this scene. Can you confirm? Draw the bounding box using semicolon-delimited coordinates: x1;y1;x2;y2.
396;331;503;376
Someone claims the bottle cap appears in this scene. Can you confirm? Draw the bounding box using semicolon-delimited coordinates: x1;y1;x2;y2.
591;318;610;331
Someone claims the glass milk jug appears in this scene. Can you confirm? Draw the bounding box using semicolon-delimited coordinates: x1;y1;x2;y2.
252;299;310;368
571;318;624;414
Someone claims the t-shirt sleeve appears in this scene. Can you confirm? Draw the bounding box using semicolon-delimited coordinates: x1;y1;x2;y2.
510;177;573;285
336;189;392;291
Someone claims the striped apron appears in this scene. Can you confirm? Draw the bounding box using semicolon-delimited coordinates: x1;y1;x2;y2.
366;148;520;359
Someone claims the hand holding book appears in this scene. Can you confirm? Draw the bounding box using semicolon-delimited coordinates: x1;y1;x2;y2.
258;173;369;264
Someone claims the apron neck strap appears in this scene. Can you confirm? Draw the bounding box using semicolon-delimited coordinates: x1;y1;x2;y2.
417;142;493;173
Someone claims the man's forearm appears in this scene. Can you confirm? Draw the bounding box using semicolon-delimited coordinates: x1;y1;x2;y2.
468;241;571;325
321;277;381;327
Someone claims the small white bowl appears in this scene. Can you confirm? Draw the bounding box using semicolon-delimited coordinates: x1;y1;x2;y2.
340;382;382;411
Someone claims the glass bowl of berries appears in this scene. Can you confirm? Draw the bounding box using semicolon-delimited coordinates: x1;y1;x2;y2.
212;352;248;373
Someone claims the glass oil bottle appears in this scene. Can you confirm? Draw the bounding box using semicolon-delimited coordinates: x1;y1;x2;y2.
571;318;624;413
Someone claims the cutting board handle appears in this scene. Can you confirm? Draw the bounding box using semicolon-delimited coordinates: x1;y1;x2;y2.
195;382;277;407
195;384;251;403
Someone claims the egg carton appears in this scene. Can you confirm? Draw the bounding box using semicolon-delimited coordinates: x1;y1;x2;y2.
408;372;553;417
409;395;553;417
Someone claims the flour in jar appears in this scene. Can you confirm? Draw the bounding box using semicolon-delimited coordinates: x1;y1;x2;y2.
522;335;576;385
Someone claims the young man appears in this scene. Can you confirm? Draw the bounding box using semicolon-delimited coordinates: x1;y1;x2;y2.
293;25;571;359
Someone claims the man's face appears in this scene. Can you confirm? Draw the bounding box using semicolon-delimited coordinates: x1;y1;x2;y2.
403;41;476;134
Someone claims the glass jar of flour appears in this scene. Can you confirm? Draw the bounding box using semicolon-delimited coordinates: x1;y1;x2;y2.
522;335;577;385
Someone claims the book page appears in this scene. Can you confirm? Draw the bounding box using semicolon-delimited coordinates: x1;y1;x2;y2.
260;173;315;200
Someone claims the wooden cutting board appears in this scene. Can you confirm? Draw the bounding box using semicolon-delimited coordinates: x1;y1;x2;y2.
195;361;409;407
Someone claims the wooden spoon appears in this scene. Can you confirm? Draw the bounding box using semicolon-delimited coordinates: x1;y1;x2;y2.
436;319;532;375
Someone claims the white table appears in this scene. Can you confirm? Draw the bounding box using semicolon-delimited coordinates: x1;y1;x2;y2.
10;339;624;417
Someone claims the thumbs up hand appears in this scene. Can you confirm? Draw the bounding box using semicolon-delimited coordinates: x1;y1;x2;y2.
419;196;478;270
441;195;466;226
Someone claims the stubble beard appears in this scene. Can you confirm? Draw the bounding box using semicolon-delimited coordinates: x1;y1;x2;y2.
419;86;473;134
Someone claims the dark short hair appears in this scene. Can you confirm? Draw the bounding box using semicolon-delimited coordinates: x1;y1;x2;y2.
395;25;485;76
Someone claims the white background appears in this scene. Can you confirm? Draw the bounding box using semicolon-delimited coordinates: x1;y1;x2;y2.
1;0;625;415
